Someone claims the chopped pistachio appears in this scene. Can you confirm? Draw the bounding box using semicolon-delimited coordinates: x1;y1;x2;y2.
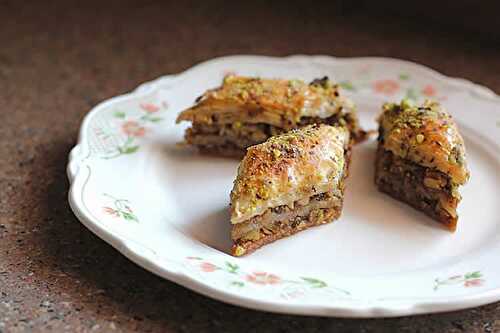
233;245;246;256
256;187;269;200
400;98;414;110
383;102;401;113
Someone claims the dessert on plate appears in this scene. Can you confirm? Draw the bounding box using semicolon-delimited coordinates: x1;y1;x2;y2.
229;124;351;256
176;75;365;157
375;99;470;231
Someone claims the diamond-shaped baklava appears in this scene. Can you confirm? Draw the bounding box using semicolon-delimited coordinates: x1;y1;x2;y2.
176;75;365;157
375;99;470;230
229;124;351;256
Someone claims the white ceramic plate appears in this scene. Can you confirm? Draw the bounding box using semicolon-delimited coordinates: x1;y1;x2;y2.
68;55;500;318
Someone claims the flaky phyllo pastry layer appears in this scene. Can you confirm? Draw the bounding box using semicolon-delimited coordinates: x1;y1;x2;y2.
229;124;351;256
176;75;365;157
375;99;469;230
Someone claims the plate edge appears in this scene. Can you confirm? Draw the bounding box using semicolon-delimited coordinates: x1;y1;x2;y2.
66;54;500;318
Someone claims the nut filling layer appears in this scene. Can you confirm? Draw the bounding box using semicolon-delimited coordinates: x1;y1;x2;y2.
375;147;460;230
186;114;359;157
375;99;469;230
232;191;342;242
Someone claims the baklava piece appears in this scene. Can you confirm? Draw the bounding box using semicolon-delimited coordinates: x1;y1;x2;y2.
375;99;470;231
176;75;365;157
229;124;351;256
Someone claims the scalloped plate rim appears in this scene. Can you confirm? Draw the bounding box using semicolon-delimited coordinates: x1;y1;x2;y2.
67;54;500;318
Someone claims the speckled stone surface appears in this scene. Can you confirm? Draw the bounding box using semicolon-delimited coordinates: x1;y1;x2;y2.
1;1;500;332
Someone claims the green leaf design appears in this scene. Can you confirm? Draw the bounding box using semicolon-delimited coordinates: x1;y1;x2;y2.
121;211;138;222
399;73;410;80
300;277;328;288
225;262;239;274
230;281;244;287
405;88;418;101
339;81;356;91
114;111;126;119
122;146;139;154
464;271;482;279
148;117;163;123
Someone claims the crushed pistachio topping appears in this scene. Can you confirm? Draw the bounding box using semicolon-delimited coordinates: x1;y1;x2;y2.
379;99;469;185
202;75;350;124
230;124;349;224
233;245;246;256
176;75;365;142
381;99;443;131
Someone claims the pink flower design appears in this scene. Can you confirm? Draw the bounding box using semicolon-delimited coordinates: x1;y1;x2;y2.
246;272;281;285
200;262;218;272
122;121;146;137
464;279;484;287
357;64;372;75
373;80;400;95
103;206;119;217
140;103;160;113
421;84;437;97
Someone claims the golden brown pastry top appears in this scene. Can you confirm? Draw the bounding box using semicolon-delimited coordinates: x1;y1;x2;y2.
176;75;357;129
230;124;350;224
379;99;469;185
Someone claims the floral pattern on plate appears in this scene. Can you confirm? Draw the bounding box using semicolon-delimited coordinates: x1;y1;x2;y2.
186;257;350;300
434;271;484;291
336;69;446;102
69;55;500;317
102;193;139;223
89;101;167;159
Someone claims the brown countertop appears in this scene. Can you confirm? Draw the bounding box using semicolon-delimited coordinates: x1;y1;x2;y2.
1;1;500;332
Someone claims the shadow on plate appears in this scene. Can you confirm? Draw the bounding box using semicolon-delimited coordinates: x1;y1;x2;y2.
181;206;233;255
151;141;237;255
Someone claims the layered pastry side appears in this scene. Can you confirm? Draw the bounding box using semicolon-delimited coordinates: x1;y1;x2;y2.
176;75;365;157
375;99;470;231
229;124;351;256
